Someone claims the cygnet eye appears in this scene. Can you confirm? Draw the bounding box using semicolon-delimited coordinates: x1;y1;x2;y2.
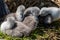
21;16;23;19
42;10;46;14
40;12;45;16
24;11;32;17
22;9;25;12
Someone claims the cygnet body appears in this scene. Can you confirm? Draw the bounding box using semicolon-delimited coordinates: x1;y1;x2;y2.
5;21;32;37
1;16;37;37
23;15;38;30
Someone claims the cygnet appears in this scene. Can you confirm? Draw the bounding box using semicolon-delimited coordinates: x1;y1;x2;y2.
5;5;25;22
1;16;37;37
24;7;40;17
39;7;60;24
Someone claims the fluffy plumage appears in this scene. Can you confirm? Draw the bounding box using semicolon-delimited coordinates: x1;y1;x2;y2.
23;15;38;30
40;7;60;24
1;17;15;33
5;5;25;22
15;5;25;21
1;15;38;37
24;7;40;17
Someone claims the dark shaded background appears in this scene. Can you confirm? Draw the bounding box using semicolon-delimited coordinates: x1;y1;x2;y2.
4;0;59;12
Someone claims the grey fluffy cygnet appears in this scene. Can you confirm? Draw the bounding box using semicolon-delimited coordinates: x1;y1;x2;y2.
14;15;38;36
1;16;37;37
0;17;23;37
15;5;25;22
1;17;15;33
5;5;25;22
40;7;60;24
24;7;40;17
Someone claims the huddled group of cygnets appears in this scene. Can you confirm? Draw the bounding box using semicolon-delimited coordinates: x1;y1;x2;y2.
1;5;60;37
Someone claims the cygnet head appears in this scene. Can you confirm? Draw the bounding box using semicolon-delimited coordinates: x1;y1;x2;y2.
7;17;15;23
24;7;40;17
16;5;25;13
16;5;25;21
39;7;49;16
0;17;15;33
39;7;53;24
39;7;59;16
39;7;60;24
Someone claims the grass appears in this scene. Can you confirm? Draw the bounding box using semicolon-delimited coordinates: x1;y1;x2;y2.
0;21;60;40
